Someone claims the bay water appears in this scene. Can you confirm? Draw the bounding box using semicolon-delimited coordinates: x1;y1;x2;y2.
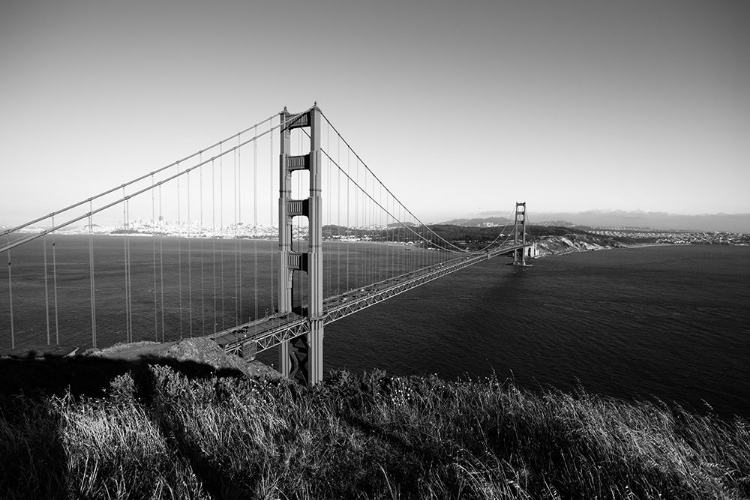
317;245;750;417
2;238;748;417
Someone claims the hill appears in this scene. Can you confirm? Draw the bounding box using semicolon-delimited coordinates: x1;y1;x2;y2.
466;210;750;233
1;360;748;499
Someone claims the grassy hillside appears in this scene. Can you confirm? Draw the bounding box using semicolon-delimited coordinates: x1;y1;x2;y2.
1;364;748;499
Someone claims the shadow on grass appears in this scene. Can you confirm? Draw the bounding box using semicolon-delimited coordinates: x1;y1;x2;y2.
0;352;247;399
0;352;250;499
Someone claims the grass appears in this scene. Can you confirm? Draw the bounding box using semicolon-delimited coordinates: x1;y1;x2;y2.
1;365;749;499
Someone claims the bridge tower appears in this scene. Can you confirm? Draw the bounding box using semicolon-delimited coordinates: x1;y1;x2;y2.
278;105;324;386
513;202;527;266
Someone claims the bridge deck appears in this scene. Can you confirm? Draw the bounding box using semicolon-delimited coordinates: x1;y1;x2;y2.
210;243;528;356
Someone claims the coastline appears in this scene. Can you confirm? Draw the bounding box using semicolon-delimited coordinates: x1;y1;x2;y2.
531;233;624;258
529;234;681;259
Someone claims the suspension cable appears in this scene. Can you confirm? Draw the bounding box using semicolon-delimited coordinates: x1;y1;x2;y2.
0;108;312;255
319;146;466;253
1;113;279;238
318;110;466;251
316;112;520;256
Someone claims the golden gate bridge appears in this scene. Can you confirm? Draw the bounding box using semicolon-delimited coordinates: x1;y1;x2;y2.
0;103;531;385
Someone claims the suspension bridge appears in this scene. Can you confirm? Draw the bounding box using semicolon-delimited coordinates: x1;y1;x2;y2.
1;103;532;386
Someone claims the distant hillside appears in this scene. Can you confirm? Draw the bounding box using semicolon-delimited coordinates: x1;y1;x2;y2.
438;216;513;227
457;210;750;233
532;220;577;227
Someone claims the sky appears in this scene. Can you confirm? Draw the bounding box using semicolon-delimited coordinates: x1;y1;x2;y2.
2;0;749;226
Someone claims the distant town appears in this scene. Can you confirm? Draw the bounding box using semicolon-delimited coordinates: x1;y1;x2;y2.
588;227;750;246
9;217;750;247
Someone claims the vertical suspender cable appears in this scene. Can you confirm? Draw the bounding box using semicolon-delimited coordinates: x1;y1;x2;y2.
391;196;395;280
200;153;205;334
152;174;158;340
6;239;13;350
337;133;341;296
123;192;128;343
123;189;131;343
355;157;359;288
126;199;132;343
387;194;391;282
346;148;350;291
424;223;428;269
364;161;369;286
89;200;97;348
52;216;59;344
368;171;372;285
219;144;225;330
379;183;384;283
253;126;258;323
326;122;331;298
368;181;373;285
362;160;367;287
426;223;429;268
233;137;239;324
43;234;50;345
212;158;217;333
238;141;243;321
269;118;275;315
159;184;165;341
177;162;183;339
377;183;381;283
187;169;193;336
400;205;404;273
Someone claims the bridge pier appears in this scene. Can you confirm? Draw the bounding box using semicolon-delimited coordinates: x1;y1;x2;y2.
277;104;324;386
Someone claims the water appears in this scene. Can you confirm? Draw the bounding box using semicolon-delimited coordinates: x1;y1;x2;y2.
2;238;749;417
0;235;424;348
318;245;750;417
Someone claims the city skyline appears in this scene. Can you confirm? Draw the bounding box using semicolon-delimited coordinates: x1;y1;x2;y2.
2;0;749;226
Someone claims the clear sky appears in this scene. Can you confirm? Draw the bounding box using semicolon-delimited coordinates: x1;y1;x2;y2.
2;0;748;225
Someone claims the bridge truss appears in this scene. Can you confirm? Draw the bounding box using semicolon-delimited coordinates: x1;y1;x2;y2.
211;241;529;362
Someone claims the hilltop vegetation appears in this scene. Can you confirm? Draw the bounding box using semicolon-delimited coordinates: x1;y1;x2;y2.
1;362;748;499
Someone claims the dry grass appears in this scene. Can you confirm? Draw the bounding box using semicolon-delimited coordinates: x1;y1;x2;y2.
1;366;748;499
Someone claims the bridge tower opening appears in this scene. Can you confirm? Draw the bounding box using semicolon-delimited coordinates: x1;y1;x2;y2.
278;105;324;386
513;202;528;266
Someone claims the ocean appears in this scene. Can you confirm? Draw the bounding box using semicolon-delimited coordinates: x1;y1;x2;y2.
2;238;749;417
